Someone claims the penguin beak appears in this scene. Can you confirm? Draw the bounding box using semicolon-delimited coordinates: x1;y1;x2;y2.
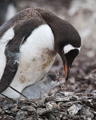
64;63;70;81
60;52;70;81
63;49;79;81
60;49;79;81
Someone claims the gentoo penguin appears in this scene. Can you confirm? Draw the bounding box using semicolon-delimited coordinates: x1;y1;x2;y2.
0;0;17;26
0;8;81;98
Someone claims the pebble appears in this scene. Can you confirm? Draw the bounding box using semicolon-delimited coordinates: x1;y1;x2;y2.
81;107;94;119
46;102;53;110
46;102;58;110
45;96;56;102
15;111;25;120
68;104;81;116
11;106;18;112
37;107;53;116
48;114;56;120
26;117;34;120
64;91;74;96
37;108;48;115
55;97;70;102
35;99;45;107
2;100;15;110
21;105;36;112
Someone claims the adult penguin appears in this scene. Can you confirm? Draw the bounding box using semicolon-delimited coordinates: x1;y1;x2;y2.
0;8;81;98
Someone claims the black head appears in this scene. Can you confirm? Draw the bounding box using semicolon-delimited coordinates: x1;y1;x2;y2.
40;9;81;80
54;21;81;81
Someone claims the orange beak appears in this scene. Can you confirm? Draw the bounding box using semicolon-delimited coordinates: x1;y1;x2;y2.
64;63;70;80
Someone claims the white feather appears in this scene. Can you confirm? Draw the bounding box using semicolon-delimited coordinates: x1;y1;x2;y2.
63;44;81;54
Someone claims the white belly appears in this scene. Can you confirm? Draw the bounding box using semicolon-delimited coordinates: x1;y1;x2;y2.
2;24;57;98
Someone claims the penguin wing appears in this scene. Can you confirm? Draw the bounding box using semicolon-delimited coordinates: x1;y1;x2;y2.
0;26;29;93
0;25;33;93
0;51;19;94
0;31;21;93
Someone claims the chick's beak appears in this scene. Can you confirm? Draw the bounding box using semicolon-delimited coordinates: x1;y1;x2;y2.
64;63;70;81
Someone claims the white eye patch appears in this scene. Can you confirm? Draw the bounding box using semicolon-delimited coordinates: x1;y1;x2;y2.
63;44;81;54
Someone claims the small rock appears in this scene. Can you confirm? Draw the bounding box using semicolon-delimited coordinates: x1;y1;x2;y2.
21;105;36;112
26;116;37;120
5;109;15;115
37;107;53;116
37;118;45;120
46;102;58;110
58;102;70;110
55;97;70;102
46;102;53;110
1;115;14;120
35;99;45;107
37;108;47;115
56;117;60;120
92;90;96;96
81;107;94;119
15;111;25;120
68;104;81;116
48;114;56;120
64;92;74;96
11;106;18;112
77;104;82;110
45;96;56;102
51;102;58;109
2;100;15;110
26;117;33;120
71;95;80;101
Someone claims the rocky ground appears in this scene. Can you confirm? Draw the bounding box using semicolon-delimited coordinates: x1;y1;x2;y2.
0;50;96;120
0;0;96;120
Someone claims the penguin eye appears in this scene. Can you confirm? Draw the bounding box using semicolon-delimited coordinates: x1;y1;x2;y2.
63;44;81;54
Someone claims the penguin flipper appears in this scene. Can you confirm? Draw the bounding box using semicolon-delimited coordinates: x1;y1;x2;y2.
0;49;19;93
0;30;21;94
